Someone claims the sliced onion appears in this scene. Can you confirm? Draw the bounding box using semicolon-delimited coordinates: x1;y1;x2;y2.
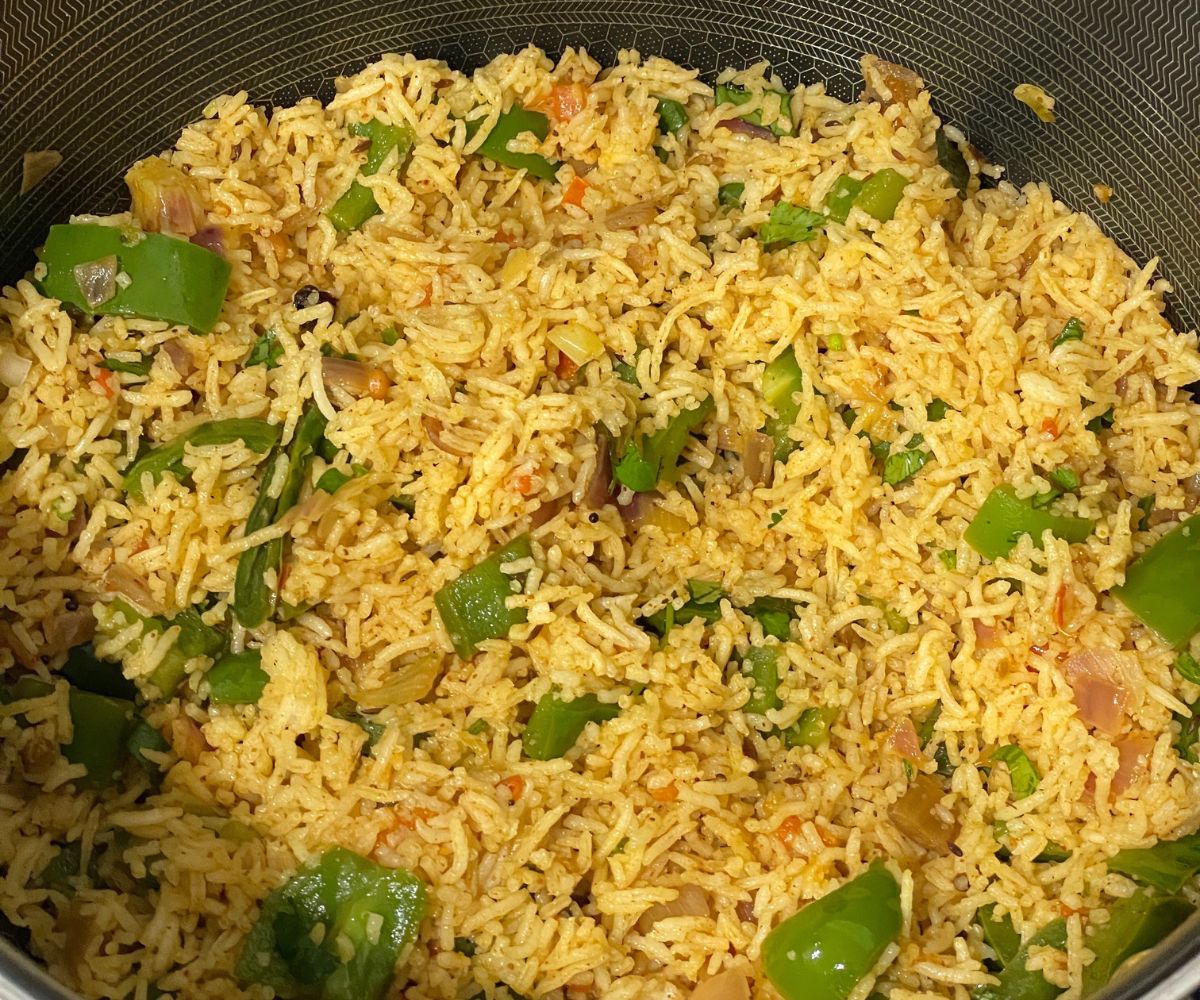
422;415;469;457
124;157;205;236
973;620;1000;648
618;491;688;533
530;495;568;528
1113;732;1155;795
1064;649;1131;735
358;654;442;708
717;118;777;142
190;225;225;256
690;968;751;1000
887;717;923;763
742;431;774;486
42;607;96;656
889;772;958;853
548;323;604;366
583;434;614;509
168;714;209;764
20;150;62;195
1013;83;1057;124
636;883;709;933
73;256;118;309
322;357;390;401
161;339;194;378
103;564;159;614
0;349;32;389
605;201;659;230
0;619;39;670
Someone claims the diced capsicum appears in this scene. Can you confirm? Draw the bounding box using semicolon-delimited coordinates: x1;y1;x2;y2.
964;485;1094;560
434;534;533;658
207;649;269;705
123;418;281;499
1112;514;1200;647
614;395;715;493
824;175;864;224
655;98;688;137
743;646;781;714
521;690;620;760
40;222;230;332
856;168;908;222
236;847;427;1000
99;599;225;698
762;347;804;462
469;105;560;181
327;119;415;232
762;861;901;1000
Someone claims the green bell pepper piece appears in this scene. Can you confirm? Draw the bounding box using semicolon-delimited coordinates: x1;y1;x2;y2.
40;223;230;332
762;347;804;462
328;119;415;232
655;98;688;137
1112;515;1200;647
471;105;560;181
1081;891;1192;997
965;485;1094;560
208;649;269;705
434;534;533;658
123;418;281;499
856;169;908;222
521;690;620;760
236;847;427;1000
1107;831;1200;892
762;860;901;1000
782;706;838;749
825;175;864;224
715;82;794;136
974;918;1066;1000
614;395;715;493
743;646;781;714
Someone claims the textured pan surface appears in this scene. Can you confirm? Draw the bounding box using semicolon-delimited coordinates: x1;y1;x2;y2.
0;1;1199;998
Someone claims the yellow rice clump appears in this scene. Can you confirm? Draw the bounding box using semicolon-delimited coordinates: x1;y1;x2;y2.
1;44;1200;1000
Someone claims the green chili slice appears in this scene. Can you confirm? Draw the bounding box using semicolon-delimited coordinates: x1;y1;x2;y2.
762;861;901;1000
825;175;864;224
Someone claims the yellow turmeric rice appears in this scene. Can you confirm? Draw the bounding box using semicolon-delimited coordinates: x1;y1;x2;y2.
1;44;1200;1000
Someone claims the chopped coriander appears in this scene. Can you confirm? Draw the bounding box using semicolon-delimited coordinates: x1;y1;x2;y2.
758;202;825;250
926;398;951;422
769;509;786;527
1174;651;1200;685
1086;406;1115;434
938;549;958;571
245;329;283;369
883;445;929;486
718;181;745;209
1136;496;1155;530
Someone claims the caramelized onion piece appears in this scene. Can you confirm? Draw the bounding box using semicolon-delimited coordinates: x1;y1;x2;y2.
1064;649;1132;735
861;55;924;109
1113;732;1155;795
690;967;751;1000
973;619;1000;648
20;150;62;195
103;564;159;614
124;157;205;236
741;431;774;486
605;201;659;230
637;883;709;933
583;434;614;509
717;118;777;142
73;256;118;308
161;339;194;378
888;717;923;763
890;772;959;852
42;607;96;657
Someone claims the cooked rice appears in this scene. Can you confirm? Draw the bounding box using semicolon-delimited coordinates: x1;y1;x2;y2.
1;43;1199;1000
